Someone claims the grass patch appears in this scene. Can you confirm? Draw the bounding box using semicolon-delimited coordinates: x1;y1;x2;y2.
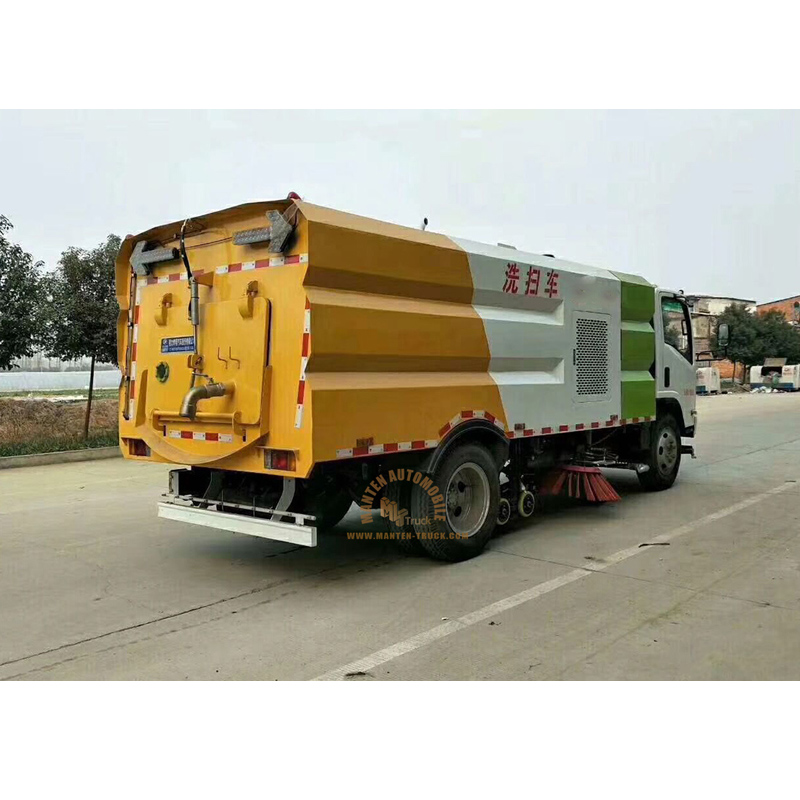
0;430;118;457
0;388;117;400
0;397;119;457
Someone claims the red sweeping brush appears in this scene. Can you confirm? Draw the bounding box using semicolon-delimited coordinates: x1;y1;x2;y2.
539;465;621;503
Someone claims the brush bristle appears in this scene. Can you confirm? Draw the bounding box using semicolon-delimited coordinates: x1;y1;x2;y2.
539;465;621;502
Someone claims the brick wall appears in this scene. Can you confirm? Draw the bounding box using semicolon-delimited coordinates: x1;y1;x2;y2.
757;296;800;323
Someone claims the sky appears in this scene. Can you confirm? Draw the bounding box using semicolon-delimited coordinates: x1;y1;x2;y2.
0;110;798;304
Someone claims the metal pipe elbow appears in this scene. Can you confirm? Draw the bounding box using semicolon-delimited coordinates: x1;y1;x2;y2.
180;381;233;419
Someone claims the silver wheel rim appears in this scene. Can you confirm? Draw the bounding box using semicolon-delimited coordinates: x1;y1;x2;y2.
657;427;678;475
446;462;490;537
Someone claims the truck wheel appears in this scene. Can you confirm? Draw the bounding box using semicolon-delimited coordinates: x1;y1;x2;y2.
638;414;681;491
411;443;500;562
305;490;353;530
384;480;425;555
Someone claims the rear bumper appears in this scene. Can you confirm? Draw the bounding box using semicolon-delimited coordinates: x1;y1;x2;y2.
158;501;317;546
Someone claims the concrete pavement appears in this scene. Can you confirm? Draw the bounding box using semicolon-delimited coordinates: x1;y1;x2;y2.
2;392;800;679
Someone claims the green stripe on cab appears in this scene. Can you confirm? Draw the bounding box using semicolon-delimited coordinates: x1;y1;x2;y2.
612;271;656;420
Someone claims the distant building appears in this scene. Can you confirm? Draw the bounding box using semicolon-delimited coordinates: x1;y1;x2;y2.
1;351;116;373
756;294;800;325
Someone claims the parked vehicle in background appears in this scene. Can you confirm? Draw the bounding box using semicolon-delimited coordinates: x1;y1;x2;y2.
116;196;697;562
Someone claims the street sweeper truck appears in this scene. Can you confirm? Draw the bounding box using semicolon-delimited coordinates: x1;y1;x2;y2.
116;195;697;562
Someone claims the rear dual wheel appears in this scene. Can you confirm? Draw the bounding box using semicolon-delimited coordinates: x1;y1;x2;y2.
410;443;500;562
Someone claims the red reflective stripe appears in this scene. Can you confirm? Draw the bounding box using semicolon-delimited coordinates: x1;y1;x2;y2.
353;446;369;456
462;410;474;419
384;442;399;452
206;432;219;442
146;276;158;286
559;425;569;432
228;263;242;273
305;298;310;310
134;305;140;324
485;412;496;424
131;343;137;361
302;332;310;357
169;273;181;282
181;431;192;439
541;427;552;434
129;381;135;399
438;422;452;437
605;420;615;427
575;423;585;430
590;422;600;429
411;440;425;449
297;381;306;404
255;260;270;269
524;429;533;437
285;254;301;264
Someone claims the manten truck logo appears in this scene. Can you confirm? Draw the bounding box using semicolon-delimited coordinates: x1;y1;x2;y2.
346;467;458;540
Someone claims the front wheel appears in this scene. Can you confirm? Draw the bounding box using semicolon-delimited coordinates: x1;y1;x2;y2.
410;443;500;562
638;414;682;491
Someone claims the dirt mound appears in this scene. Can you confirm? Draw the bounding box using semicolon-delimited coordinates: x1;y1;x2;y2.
0;398;117;445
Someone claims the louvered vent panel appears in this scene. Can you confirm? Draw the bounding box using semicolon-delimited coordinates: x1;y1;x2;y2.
576;317;610;398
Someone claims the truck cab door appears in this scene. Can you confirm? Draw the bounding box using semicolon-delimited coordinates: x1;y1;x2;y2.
655;291;696;432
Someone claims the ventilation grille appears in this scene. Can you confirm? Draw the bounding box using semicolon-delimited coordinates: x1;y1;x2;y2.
576;317;610;398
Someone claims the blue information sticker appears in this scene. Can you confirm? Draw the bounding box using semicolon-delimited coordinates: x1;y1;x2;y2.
161;336;196;354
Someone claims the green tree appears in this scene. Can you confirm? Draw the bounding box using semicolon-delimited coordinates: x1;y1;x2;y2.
717;303;800;381
716;304;762;377
758;309;800;363
46;235;121;438
0;215;47;370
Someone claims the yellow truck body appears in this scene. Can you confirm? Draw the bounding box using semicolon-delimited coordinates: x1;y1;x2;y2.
116;196;696;561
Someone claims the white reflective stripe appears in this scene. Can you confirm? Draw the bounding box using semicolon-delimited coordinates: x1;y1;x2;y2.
368;444;384;454
336;448;353;458
424;439;438;448
216;265;228;274
398;442;412;451
133;325;139;343
193;432;206;441
294;405;304;429
304;310;311;333
128;400;135;417
299;254;309;264
168;430;181;439
219;434;233;443
242;261;256;271
300;356;308;380
130;362;137;380
158;276;170;284
270;256;285;267
137;279;146;288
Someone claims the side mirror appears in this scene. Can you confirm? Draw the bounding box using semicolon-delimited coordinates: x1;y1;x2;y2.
717;323;730;348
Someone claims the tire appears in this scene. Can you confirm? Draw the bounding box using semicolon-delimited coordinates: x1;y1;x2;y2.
411;443;500;562
638;414;681;491
384;480;425;555
304;489;353;529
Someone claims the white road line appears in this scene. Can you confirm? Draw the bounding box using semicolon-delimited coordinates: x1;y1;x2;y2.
313;481;795;680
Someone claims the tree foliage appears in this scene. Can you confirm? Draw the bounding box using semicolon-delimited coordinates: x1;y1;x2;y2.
0;215;47;370
717;304;800;369
46;235;121;364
